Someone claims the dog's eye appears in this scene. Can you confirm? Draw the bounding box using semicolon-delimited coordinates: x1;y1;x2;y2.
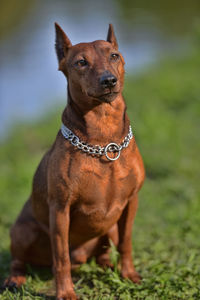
110;53;120;61
76;59;88;67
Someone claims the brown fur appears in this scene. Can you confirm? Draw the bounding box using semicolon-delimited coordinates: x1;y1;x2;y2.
4;23;145;300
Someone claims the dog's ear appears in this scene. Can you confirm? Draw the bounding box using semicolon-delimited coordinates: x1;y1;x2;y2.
107;24;118;50
55;22;72;63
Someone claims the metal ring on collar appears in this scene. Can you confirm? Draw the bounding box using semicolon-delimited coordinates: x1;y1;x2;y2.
105;142;121;161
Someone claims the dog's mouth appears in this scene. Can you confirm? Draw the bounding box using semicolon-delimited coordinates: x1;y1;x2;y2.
88;91;119;103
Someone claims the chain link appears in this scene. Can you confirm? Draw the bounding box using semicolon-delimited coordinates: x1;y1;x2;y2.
61;124;133;161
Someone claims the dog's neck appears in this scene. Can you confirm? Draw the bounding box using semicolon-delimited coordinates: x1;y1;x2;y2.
62;90;130;145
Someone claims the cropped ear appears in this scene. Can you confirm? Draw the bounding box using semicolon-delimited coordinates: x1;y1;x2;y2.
107;24;118;50
55;22;72;63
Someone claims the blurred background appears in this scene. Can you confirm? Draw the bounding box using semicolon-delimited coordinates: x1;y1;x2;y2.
0;0;200;299
0;0;200;136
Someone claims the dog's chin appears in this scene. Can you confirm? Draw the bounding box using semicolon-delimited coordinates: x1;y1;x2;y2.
90;92;119;103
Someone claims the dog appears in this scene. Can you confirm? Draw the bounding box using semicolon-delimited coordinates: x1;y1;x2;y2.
4;23;145;300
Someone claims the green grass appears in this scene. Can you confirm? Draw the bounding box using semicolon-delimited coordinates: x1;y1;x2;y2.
0;46;200;299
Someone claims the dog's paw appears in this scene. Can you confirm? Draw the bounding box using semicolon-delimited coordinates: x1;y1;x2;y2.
57;289;78;300
121;269;142;284
3;275;26;290
3;276;26;288
97;253;114;269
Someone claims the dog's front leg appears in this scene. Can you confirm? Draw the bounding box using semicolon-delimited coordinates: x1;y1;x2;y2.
117;194;141;284
49;201;77;300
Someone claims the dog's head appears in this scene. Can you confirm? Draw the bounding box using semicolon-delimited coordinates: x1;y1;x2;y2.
55;23;125;105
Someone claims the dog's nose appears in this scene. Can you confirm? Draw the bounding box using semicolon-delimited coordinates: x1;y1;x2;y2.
100;73;117;88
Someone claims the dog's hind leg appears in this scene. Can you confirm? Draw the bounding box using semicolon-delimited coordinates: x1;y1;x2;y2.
4;198;51;289
70;225;118;270
96;224;119;269
4;259;26;288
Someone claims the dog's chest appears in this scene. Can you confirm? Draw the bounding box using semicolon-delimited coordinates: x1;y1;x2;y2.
69;157;136;236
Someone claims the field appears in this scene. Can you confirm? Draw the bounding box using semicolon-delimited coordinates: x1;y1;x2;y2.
0;45;200;299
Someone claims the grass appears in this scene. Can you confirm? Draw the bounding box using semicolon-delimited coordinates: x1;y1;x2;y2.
0;45;200;299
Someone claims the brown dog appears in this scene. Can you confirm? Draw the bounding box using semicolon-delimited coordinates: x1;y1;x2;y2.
4;23;145;299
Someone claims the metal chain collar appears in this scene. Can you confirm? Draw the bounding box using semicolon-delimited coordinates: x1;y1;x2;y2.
61;123;133;161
